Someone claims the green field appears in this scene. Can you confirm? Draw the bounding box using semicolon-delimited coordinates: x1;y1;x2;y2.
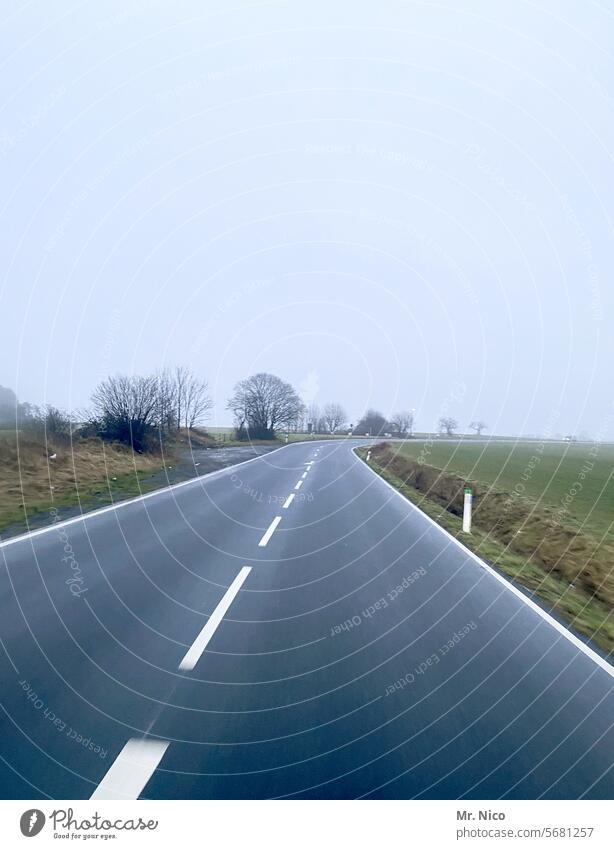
394;439;614;540
364;439;614;653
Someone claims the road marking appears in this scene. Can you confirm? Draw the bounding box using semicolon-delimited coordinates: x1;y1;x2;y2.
301;471;308;479
258;516;282;547
179;566;251;670
354;448;614;679
283;494;295;509
90;738;169;800
294;480;304;490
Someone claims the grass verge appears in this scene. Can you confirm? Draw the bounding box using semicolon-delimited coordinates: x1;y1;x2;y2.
0;434;168;536
358;446;614;656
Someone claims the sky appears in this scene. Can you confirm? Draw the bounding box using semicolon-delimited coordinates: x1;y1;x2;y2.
1;0;613;437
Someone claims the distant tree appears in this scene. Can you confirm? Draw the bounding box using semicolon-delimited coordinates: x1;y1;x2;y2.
390;410;414;437
0;385;17;424
438;416;458;437
469;420;487;436
322;402;347;434
180;372;212;430
0;387;74;436
0;387;76;446
17;402;36;424
306;403;321;434
227;373;304;440
156;369;178;434
173;366;188;430
40;405;73;439
354;409;388;437
156;366;213;432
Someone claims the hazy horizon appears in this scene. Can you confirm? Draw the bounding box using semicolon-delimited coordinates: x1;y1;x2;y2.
2;1;613;439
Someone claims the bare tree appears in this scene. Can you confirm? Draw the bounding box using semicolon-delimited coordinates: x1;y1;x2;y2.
182;374;212;429
227;373;304;439
173;366;189;430
167;366;213;430
90;374;160;451
390;410;414;437
306;402;320;434
155;369;178;434
322;402;347;434
469;420;487;436
438;416;458;437
41;405;73;439
354;409;388;436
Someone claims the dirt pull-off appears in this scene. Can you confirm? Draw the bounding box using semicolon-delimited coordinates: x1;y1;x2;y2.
369;442;614;609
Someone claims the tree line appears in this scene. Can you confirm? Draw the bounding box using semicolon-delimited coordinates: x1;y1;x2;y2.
0;369;487;452
226;375;420;439
226;374;486;439
0;366;212;453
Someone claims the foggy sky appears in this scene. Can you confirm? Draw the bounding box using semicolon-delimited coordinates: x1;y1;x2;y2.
1;1;613;437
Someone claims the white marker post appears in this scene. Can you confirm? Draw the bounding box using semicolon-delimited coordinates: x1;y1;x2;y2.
366;451;371;462
462;486;472;534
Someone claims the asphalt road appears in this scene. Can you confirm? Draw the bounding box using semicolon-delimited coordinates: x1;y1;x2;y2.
0;439;612;800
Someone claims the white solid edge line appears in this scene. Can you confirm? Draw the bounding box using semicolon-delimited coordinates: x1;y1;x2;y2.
294;480;304;490
0;440;336;551
258;516;282;547
179;566;251;671
353;448;614;678
283;494;295;509
90;738;169;800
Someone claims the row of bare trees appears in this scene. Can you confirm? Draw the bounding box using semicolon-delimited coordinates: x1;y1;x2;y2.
438;418;488;436
89;366;211;451
225;374;489;441
303;402;348;435
352;411;487;438
3;369;488;453
225;377;422;441
351;409;414;437
1;368;212;453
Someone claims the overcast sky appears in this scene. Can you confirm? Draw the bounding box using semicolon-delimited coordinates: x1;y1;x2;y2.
1;1;613;436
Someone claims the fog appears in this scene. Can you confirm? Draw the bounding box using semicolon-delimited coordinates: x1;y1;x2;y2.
1;1;612;437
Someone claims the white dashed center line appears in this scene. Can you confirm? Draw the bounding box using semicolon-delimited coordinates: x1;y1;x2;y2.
294;480;304;491
91;738;169;800
301;471;308;479
259;515;282;546
179;566;252;671
283;494;295;509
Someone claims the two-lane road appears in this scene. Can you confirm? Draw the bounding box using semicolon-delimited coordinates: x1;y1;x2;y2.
0;440;612;799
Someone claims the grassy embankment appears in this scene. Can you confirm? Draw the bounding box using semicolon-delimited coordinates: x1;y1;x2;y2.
0;428;218;537
359;439;614;655
0;427;324;536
